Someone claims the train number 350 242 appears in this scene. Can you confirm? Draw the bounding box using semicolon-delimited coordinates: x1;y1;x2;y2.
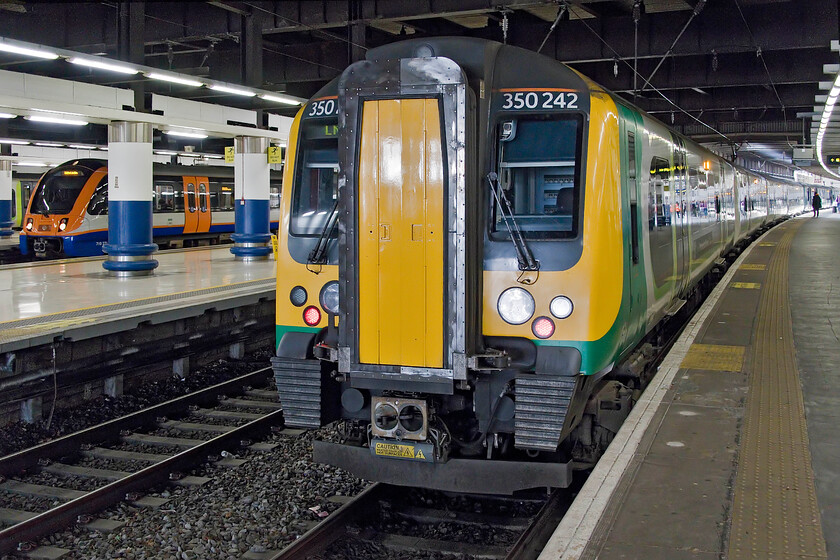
501;91;578;110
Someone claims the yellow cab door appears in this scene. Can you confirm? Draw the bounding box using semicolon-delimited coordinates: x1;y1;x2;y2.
357;98;445;368
195;176;211;233
182;176;198;234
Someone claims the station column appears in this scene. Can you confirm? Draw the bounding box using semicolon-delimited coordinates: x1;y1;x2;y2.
102;121;158;275
231;136;271;260
0;161;12;238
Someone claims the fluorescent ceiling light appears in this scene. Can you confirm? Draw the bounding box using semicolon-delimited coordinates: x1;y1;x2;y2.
154;150;179;155
0;113;15;119
26;115;88;126
210;84;255;97
203;154;223;159
0;138;30;145
69;144;98;149
180;153;201;157
165;129;208;139
35;142;64;147
146;72;203;87
69;56;138;75
17;161;47;167
0;42;59;60
259;93;302;106
98;146;108;150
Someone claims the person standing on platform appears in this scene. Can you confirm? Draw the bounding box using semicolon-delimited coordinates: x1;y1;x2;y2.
812;191;822;217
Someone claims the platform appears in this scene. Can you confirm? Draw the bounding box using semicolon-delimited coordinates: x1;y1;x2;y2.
0;246;275;353
541;214;838;559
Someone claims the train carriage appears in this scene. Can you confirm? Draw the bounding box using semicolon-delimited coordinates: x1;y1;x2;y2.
19;158;282;258
271;37;806;494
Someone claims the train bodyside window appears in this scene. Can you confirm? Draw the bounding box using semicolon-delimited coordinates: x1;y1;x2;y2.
87;176;108;216
648;156;670;230
155;183;177;212
270;186;281;209
627;131;639;264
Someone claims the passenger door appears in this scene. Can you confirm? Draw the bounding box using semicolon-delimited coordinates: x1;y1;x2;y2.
357;98;445;368
195;176;211;233
182;176;198;234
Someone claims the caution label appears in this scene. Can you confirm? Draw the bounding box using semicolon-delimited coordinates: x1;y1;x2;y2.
371;439;435;462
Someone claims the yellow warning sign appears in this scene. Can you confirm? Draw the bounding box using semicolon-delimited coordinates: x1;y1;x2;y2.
224;146;234;163
415;449;426;460
267;146;282;164
374;442;417;459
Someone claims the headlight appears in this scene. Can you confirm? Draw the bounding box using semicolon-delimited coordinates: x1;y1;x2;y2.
550;296;574;319
319;281;339;314
58;219;68;232
290;286;307;307
25;218;33;231
497;287;535;325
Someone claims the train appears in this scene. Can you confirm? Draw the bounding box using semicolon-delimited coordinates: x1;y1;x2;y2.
19;158;282;258
12;179;36;230
271;37;817;494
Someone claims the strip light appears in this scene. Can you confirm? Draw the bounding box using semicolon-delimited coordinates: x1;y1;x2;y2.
259;93;302;106
816;73;840;179
69;144;98;149
165;129;208;139
154;150;179;155
0;139;29;145
26;115;88;126
0;113;15;119
35;142;64;147
0;42;58;60
210;84;255;97
146;72;203;87
69;57;138;75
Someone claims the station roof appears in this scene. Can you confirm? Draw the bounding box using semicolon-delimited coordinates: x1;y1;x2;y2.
0;0;837;179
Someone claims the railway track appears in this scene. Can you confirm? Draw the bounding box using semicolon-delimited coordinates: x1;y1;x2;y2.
271;482;575;560
0;367;287;557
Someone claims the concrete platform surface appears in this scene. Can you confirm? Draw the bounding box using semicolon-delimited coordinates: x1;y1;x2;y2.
540;214;838;559
0;246;275;352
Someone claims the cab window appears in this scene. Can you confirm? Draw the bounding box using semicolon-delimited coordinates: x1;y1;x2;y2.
491;115;583;239
290;121;338;236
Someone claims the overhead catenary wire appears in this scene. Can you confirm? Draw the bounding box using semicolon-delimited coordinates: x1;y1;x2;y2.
565;3;733;145
642;0;706;90
733;0;792;148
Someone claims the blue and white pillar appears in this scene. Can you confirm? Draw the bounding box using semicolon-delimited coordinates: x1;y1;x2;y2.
102;122;158;276
231;136;272;260
0;161;12;238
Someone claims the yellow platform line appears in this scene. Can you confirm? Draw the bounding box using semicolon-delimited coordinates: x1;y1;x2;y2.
740;264;766;271
731;282;761;289
728;220;827;559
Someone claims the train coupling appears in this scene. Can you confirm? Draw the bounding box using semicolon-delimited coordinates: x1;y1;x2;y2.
369;397;446;463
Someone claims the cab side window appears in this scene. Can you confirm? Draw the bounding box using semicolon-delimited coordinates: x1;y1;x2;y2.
87;176;108;215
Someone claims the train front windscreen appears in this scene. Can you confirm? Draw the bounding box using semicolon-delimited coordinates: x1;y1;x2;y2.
30;166;93;216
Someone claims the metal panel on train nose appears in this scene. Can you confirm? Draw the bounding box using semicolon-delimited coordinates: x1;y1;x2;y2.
358;98;444;368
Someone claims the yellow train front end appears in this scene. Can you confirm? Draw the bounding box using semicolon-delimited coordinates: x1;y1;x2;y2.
272;38;632;493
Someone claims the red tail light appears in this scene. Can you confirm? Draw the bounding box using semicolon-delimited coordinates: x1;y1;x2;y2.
303;306;321;326
532;317;555;339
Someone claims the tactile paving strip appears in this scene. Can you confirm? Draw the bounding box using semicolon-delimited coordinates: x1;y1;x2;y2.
0;278;275;344
680;343;745;372
728;220;827;559
739;264;766;271
730;282;761;289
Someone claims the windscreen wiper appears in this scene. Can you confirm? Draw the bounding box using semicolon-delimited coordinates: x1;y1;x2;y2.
306;198;339;269
488;172;539;272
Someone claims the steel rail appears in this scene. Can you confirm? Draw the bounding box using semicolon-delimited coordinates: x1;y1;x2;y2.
0;367;272;477
269;483;385;559
0;367;278;555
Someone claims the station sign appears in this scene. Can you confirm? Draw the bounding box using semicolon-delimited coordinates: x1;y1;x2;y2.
267;146;283;164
